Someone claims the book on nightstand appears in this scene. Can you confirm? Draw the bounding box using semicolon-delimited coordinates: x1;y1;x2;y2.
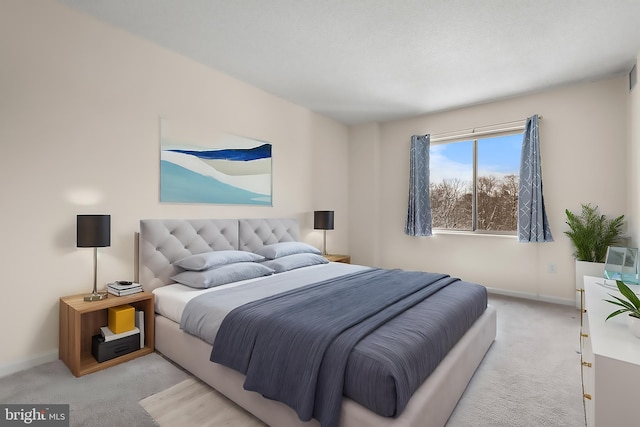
135;310;145;349
107;282;142;296
107;288;142;296
108;281;141;290
100;326;140;342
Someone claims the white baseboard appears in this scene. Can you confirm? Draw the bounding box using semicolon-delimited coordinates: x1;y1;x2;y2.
486;287;575;307
0;350;58;379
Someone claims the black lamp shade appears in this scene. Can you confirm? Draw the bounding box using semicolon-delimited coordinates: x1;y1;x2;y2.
314;211;335;230
77;215;111;247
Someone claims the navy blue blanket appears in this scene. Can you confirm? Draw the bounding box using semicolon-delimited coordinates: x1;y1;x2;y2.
210;268;460;427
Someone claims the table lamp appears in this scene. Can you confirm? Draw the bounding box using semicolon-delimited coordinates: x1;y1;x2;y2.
77;214;111;301
314;210;334;255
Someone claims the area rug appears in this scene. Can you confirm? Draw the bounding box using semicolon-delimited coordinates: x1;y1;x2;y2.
140;377;265;427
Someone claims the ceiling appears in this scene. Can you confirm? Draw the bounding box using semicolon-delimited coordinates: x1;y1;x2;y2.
57;0;640;125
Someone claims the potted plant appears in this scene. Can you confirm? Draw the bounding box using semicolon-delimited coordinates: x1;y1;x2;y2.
565;203;625;308
565;203;625;262
604;280;640;338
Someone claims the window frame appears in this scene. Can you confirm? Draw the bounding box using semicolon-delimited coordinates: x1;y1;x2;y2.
430;130;523;236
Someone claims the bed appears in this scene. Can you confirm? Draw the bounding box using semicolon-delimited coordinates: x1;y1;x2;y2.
138;218;496;427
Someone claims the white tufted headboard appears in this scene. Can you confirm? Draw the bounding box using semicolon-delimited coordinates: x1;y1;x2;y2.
138;218;299;292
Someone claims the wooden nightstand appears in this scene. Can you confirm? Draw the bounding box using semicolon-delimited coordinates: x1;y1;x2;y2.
324;254;351;264
59;291;155;377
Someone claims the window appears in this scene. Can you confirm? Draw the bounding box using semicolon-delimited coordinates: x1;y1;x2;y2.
429;133;522;234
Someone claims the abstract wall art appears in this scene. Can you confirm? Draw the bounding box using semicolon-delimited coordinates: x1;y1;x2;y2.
160;119;272;205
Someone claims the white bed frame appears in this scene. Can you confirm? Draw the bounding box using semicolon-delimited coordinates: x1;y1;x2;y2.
138;218;497;427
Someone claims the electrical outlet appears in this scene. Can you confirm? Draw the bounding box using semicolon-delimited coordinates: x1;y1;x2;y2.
548;263;557;273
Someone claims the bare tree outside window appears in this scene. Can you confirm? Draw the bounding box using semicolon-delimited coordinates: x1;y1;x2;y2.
431;178;472;229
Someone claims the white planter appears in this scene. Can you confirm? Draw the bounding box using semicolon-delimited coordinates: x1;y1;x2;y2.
628;315;640;338
575;260;605;309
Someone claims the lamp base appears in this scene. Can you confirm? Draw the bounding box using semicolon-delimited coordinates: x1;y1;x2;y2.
84;292;108;302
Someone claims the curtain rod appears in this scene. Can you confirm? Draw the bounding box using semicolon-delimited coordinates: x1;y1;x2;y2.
429;115;542;143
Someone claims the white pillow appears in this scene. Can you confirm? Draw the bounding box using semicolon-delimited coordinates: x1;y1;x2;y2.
175;250;265;271
261;253;328;273
171;262;274;289
254;242;321;260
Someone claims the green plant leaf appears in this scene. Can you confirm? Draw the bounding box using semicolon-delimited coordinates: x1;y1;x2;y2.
605;281;640;320
605;296;635;311
606;308;630;321
616;280;640;309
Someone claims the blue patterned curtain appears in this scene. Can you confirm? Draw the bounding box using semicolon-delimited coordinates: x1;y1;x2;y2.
518;115;553;242
405;135;432;236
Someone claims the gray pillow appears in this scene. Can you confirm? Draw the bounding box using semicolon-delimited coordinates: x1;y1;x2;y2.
254;242;321;260
171;262;274;289
261;253;328;273
175;250;265;271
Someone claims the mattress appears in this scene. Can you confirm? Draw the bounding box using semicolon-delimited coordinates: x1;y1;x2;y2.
158;263;488;419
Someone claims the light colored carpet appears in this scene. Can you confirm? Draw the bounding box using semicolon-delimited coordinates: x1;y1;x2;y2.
0;352;190;427
139;294;585;427
446;294;584;427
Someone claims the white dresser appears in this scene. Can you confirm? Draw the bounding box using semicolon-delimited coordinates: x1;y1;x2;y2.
581;276;640;426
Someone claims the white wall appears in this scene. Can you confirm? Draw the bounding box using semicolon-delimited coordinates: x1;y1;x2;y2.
348;123;382;266
0;0;349;373
349;77;630;304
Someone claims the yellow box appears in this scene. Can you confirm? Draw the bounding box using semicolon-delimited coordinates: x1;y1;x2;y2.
108;305;135;334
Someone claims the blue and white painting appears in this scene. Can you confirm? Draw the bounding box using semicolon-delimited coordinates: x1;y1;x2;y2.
160;125;272;205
